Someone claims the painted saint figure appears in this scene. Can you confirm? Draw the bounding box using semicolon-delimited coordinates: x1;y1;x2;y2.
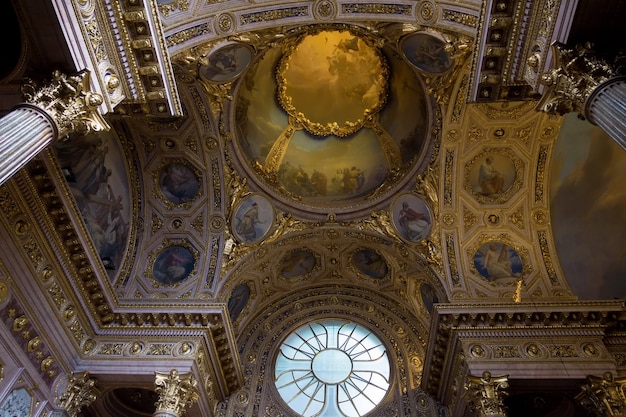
236;202;262;241
483;243;513;279
478;157;504;195
399;201;430;242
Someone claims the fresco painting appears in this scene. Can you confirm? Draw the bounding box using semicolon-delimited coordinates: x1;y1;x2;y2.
53;130;130;280
551;114;626;300
228;283;250;322
391;193;433;242
352;248;388;279
202;42;253;83
420;283;439;314
277;130;388;199
235;31;429;206
469;154;516;197
152;245;195;286
473;242;523;282
401;32;453;74
280;249;316;279
232;194;273;244
158;162;199;204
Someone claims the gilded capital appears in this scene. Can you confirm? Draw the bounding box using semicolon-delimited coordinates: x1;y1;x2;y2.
21;70;110;137
464;371;509;417
56;371;98;417
576;372;626;416
154;369;199;416
536;42;616;118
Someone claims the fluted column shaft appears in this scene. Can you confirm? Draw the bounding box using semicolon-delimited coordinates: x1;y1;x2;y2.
153;411;180;417
0;104;57;185
0;70;108;187
585;77;626;151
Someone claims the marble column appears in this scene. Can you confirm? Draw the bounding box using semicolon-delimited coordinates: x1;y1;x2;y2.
464;371;509;417
0;70;109;186
585;76;626;150
154;369;199;417
536;42;626;151
576;372;626;417
55;371;98;417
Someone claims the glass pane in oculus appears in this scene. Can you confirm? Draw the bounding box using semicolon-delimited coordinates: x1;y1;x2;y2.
274;319;391;416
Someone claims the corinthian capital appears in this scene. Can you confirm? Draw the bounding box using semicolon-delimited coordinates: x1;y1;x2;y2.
576;372;626;416
154;369;199;416
21;70;110;137
56;371;98;417
536;42;616;118
464;371;509;417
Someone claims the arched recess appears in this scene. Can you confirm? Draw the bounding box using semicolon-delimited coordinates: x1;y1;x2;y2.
218;284;438;416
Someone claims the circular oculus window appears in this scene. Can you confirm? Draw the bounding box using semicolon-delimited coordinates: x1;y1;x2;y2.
274;319;391;416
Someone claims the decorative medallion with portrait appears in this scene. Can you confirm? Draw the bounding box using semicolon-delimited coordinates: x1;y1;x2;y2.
391;193;433;242
158;162;200;205
473;241;523;282
201;42;254;83
401;32;453;74
465;150;523;204
152;245;196;286
232;194;274;244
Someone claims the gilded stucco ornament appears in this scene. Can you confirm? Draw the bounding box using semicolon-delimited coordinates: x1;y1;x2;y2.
21;70;109;137
0;280;7;304
423;38;472;105
464;371;509;416
537;42;617;118
154;369;199;415
56;371;98;417
157;0;190;16
576;372;626;417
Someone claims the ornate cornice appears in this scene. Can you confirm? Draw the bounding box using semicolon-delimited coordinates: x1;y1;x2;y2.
0;161;242;402
423;301;626;401
52;0;182;116
468;0;575;102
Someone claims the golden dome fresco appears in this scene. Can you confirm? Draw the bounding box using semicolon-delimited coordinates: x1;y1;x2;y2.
233;28;434;214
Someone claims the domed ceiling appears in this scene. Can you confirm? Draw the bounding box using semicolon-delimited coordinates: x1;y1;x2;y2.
231;27;434;214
